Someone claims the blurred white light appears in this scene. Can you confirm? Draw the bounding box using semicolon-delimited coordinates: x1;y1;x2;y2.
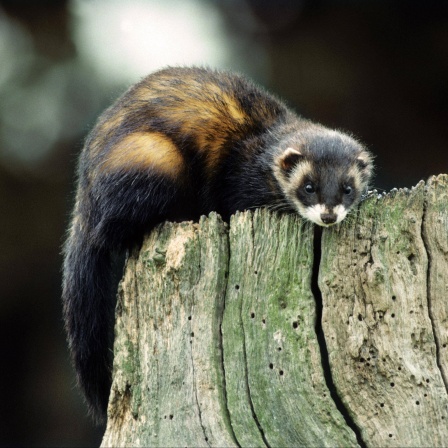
0;12;61;168
70;0;247;85
0;11;33;89
0;10;102;172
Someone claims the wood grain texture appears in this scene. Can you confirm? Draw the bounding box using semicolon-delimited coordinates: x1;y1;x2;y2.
222;211;357;447
102;215;235;447
423;175;448;387
319;176;448;446
102;175;448;447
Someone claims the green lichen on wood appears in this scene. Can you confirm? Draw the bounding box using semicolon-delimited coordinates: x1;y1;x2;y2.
319;177;448;446
103;217;237;447
102;175;448;448
222;210;358;447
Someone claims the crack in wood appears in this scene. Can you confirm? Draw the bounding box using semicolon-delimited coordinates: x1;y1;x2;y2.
219;230;240;448
240;297;270;448
312;225;366;448
189;239;210;447
239;216;270;448
421;184;448;395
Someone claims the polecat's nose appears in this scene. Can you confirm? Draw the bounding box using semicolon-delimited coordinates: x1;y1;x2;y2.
321;213;337;225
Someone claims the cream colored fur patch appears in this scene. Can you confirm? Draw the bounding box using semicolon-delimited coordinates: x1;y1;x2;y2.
103;132;184;177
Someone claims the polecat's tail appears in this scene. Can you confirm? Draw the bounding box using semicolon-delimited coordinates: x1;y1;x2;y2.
62;224;114;423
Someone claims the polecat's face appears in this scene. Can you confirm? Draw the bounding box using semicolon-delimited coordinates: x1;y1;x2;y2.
273;130;373;227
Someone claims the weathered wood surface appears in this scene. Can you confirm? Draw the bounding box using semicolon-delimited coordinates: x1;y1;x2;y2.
102;174;448;447
319;176;448;446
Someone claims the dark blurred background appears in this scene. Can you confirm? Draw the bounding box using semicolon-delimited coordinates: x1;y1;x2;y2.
1;0;447;446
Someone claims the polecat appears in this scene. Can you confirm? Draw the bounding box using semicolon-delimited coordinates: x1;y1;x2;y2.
62;66;373;423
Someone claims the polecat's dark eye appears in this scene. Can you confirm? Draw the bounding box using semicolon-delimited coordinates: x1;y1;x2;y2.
304;182;316;194
343;185;353;195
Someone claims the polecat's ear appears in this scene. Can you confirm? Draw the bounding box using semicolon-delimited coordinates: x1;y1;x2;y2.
356;149;374;181
356;156;368;170
278;147;304;173
356;150;373;170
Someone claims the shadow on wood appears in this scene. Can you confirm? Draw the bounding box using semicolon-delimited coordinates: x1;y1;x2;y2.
102;174;448;447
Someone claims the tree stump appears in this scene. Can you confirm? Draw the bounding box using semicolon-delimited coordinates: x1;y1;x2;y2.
101;174;448;447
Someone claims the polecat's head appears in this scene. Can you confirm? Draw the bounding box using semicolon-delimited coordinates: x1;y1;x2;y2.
273;126;373;227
